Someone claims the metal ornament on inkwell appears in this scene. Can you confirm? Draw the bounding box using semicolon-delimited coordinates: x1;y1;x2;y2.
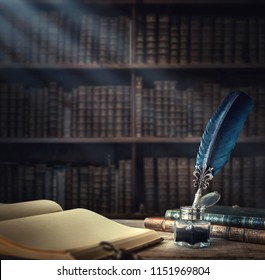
174;165;219;249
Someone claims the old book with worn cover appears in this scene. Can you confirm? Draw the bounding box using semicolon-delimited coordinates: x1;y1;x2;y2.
0;200;162;260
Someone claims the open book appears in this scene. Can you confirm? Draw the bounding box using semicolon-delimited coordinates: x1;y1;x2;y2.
0;200;163;260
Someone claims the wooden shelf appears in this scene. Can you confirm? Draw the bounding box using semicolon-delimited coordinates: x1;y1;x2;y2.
1;63;265;70
141;0;265;5
6;0;264;5
0;137;264;144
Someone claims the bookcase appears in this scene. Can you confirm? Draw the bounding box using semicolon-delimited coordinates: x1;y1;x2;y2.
0;0;265;217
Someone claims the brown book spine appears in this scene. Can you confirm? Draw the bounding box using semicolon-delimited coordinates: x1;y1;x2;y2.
201;16;213;63
157;15;169;64
179;16;189;64
135;76;143;137
210;224;265;244
202;83;214;127
135;15;145;64
47;82;59;137
189;16;201;64
106;86;115;137
248;17;258;64
157;157;169;214
79;166;89;209
123;86;131;137
234;18;247;64
161;81;170;137
242;157;254;207
144;216;175;232
71;166;79;209
175;86;186;137
154;81;163;137
144;157;156;214
118;160;125;213
168;158;178;209
84;87;92;137
99;86;108;138
124;160;133;214
213;16;224;64
16;84;26;137
114;86;124;137
258;18;265;64
168;82;177;137
254;156;265;208
8;84;17;138
109;16;118;64
257;87;265;136
145;14;156;64
177;157;190;207
101;167;110;214
169;15;179;64
231;157;242;206
223;17;235;64
192;89;204;137
98;16;109;64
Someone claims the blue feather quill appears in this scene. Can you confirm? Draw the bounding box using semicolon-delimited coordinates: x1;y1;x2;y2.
192;91;253;207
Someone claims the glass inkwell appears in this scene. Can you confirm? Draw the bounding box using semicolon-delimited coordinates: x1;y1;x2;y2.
174;205;210;248
174;164;220;249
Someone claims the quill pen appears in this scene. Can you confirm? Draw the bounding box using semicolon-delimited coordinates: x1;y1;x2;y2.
192;91;253;208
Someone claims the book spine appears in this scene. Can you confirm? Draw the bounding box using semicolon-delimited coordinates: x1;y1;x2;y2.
145;14;156;64
223;17;235;64
135;15;145;64
168;158;178;209
179;16;189;64
177;157;190;207
144;216;175;233
258;18;265;64
135;76;143;137
213;16;223;64
189;16;201;64
210;224;265;244
157;15;169;64
169;15;179;64
144;157;156;214
201;16;213;63
157;157;169;214
154;81;163;137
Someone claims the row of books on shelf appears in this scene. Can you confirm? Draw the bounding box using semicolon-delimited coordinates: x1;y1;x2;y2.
136;14;265;64
0;82;131;138
0;81;264;138
1;10;264;66
0;11;130;65
0;155;264;216
136;79;264;137
143;156;265;214
0;160;133;215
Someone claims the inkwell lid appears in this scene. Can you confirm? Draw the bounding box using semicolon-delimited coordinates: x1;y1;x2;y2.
180;206;205;221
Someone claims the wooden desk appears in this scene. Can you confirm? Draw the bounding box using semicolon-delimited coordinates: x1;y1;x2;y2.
116;219;265;260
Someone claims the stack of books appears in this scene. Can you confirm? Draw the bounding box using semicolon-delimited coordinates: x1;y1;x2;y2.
144;205;265;245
